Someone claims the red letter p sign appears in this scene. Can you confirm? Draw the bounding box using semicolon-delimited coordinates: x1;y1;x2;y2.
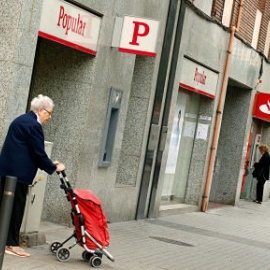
119;16;160;57
129;21;150;46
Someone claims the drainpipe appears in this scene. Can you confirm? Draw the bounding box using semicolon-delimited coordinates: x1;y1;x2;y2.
201;26;236;212
236;0;244;31
201;0;244;212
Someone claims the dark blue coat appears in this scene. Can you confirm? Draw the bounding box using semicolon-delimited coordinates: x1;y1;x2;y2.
0;112;57;185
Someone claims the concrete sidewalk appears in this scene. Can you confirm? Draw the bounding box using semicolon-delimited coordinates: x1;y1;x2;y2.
3;200;270;270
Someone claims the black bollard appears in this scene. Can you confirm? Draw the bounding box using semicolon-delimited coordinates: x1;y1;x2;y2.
0;176;17;269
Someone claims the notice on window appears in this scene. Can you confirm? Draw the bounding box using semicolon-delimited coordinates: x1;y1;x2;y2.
196;123;209;140
183;121;196;138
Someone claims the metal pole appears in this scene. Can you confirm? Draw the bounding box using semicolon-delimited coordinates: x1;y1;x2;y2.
0;176;17;269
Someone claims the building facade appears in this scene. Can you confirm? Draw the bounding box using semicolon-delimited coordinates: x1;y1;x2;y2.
1;0;270;225
148;0;270;218
0;0;170;224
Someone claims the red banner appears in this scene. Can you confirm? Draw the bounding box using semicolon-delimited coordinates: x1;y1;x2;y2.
253;92;270;122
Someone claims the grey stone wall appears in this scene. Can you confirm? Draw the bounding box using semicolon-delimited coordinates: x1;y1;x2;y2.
31;0;169;224
262;124;270;146
0;0;43;142
210;85;252;204
73;0;169;223
116;55;156;187
257;59;270;94
185;96;215;205
229;38;261;88
28;38;97;224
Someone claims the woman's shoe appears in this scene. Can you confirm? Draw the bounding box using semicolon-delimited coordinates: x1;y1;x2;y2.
5;246;30;257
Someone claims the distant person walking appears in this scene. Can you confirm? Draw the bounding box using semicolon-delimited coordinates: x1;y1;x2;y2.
253;144;270;204
0;94;65;257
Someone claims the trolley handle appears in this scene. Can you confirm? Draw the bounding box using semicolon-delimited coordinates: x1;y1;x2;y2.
57;170;66;178
61;170;66;178
57;170;72;188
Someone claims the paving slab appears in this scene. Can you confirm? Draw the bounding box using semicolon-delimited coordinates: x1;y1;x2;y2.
2;200;270;270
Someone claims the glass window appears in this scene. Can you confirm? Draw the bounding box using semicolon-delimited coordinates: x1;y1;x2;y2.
161;88;201;204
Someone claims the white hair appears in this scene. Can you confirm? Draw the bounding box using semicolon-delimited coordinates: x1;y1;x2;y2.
30;94;54;113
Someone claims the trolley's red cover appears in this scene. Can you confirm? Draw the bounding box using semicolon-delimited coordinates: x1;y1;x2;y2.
69;189;110;250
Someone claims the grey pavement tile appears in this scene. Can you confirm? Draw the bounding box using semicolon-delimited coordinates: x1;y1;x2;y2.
3;200;270;270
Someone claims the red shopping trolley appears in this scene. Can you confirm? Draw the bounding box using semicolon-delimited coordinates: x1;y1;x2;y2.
49;171;114;268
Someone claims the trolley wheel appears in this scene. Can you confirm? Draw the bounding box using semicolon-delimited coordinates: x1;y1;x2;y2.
82;250;93;262
90;256;102;268
49;242;62;255
56;247;70;262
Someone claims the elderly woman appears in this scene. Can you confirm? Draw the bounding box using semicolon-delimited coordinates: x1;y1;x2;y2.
253;144;270;204
0;94;65;257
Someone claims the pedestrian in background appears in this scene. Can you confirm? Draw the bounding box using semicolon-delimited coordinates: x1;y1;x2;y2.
252;144;270;204
0;94;65;257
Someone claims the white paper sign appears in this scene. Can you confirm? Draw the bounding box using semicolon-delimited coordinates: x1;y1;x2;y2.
185;113;197;119
200;115;212;121
196;123;209;140
183;121;196;138
39;0;101;55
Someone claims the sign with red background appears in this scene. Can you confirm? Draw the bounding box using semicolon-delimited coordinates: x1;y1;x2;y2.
119;16;160;57
253;92;270;122
39;0;101;55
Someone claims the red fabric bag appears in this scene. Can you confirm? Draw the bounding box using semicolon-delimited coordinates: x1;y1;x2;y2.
68;189;110;250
